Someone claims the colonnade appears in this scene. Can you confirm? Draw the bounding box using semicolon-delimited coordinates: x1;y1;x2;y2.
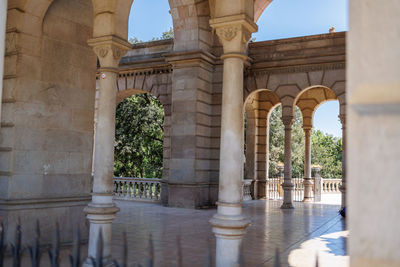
245;104;346;207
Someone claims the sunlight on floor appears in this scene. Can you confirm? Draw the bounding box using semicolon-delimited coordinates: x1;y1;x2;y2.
288;230;349;267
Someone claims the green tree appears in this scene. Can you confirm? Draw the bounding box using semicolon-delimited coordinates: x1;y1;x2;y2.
311;130;342;178
268;105;342;178
114;94;164;178
129;28;174;44
268;106;304;177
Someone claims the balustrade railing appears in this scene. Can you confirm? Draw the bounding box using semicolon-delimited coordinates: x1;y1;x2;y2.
322;178;342;193
242;179;253;201
114;177;161;201
266;177;341;201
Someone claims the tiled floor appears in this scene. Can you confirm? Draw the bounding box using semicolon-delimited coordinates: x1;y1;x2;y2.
111;199;348;267
4;199;347;266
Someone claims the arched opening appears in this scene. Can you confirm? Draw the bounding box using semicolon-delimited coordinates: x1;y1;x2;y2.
295;86;343;203
114;93;165;178
113;89;166;201
128;0;173;43
243;89;280;200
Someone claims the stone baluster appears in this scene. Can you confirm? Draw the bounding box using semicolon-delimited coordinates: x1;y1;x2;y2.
83;36;131;267
281;116;295;209
209;16;257;267
339;114;346;209
303;126;313;202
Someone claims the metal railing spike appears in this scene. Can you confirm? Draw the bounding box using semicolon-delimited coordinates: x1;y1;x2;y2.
48;222;60;267
0;221;6;267
29;220;41;267
273;248;281;267
69;228;81;267
11;218;22;267
146;234;154;267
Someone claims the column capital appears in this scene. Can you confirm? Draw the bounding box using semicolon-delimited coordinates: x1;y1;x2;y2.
281;115;294;128
87;35;132;69
338;114;346;128
302;125;313;133
210;14;257;54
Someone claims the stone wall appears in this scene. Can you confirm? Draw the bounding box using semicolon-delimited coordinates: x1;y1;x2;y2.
0;0;96;243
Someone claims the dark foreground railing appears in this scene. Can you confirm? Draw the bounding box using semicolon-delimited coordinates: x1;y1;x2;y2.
0;221;319;267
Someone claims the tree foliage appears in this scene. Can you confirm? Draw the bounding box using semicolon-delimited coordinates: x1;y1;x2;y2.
114;94;164;178
268;105;342;178
128;27;174;44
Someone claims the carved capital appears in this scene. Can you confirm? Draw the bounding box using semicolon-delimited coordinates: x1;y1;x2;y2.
302;125;313;133
216;25;240;42
281;116;294;128
210;14;257;53
338;114;346;126
5;31;18;55
88;35;132;68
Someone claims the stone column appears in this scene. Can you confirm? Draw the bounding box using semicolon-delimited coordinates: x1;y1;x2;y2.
209;18;257;267
339;114;346;209
281;116;294;209
0;0;7;123
303;126;313;202
84;36;131;267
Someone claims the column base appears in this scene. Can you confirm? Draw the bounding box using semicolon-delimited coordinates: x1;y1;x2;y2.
210;206;250;267
302;197;313;203
281;181;294;209
254;180;267;199
280;202;294;209
339;184;346;209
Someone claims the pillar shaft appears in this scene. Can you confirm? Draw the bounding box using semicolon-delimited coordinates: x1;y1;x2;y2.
0;1;7;123
339;114;346;209
303;127;313;202
218;56;245;204
209;16;257;267
84;36;131;267
281;116;294;209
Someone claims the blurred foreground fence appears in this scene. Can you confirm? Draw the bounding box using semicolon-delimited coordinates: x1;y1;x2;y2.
0;221;320;267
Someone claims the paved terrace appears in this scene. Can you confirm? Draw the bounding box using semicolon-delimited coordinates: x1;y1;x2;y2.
111;199;347;267
5;199;347;266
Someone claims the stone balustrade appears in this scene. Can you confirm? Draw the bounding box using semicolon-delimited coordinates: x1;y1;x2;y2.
114;177;161;201
322;179;342;194
292;177;305;202
266;177;342;201
242;179;253;201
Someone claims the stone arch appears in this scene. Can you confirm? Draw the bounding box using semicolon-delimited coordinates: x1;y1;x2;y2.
254;0;273;22
294;85;339;128
243;89;280;198
116;70;172;115
169;0;213;51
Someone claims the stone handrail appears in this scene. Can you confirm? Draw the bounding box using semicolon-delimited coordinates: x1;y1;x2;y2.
242;179;253;201
266;177;342;201
114;177;161;201
322;178;342;194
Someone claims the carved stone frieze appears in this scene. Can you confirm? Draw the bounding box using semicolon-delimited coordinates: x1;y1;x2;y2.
93;45;108;58
281;116;294;127
249;62;346;76
216;25;240;42
5;31;18;55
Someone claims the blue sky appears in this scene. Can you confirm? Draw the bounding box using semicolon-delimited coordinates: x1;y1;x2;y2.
128;0;348;137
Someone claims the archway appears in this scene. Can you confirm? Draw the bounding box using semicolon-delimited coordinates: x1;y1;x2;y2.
294;86;343;203
243;89;280;200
